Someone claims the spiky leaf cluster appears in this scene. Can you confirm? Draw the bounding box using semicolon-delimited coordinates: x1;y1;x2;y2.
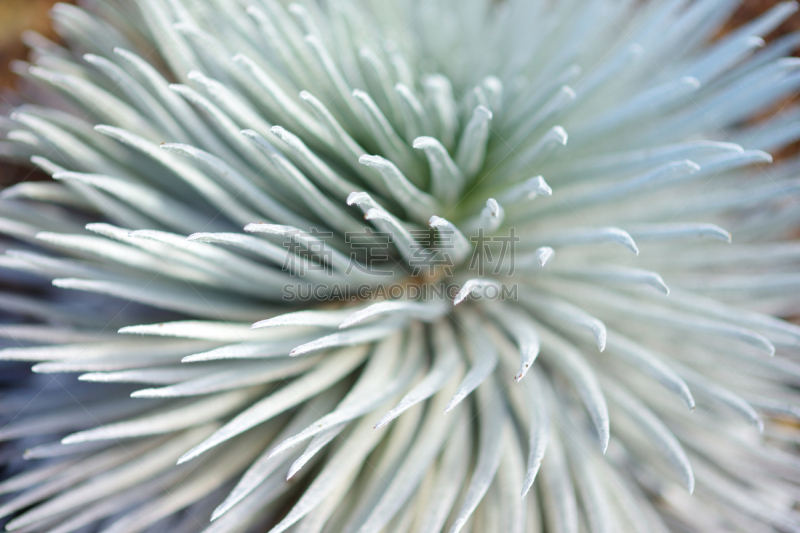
2;1;800;532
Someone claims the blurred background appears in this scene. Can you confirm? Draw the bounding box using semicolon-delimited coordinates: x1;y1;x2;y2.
0;0;798;184
0;0;75;187
1;0;799;88
0;0;74;91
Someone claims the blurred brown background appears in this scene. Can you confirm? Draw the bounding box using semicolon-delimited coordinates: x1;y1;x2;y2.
0;0;74;91
0;0;74;187
723;0;800;35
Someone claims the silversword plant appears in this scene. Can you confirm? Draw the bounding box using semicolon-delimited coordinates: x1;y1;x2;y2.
1;0;800;531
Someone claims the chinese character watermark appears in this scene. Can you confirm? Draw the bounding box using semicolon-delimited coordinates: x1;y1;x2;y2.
278;227;522;282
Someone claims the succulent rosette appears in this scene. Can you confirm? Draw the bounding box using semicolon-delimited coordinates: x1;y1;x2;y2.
1;0;800;532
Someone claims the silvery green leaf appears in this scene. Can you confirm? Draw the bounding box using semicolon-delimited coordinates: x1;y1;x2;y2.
178;345;370;464
180;338;312;363
603;378;695;493
448;378;507;533
82;53;188;142
375;320;461;429
26;66;159;141
123;228;290;294
518;286;607;351
61;390;253;443
520;371;550;498
0;181;92;210
498;126;567;176
169;82;271;172
665;289;800;346
358;47;404;129
537;322;610;453
269;333;422;457
228;54;323;141
265;409;389;533
132;356;319;398
428;215;472;264
161;142;312;228
604;331;695;411
297;90;377;183
243;130;366;235
354;365;459;532
0;338;199;363
289;318;408;356
79;365;219;385
495;176;552;207
252;309;357;330
346;192;426;265
112;47;224;151
212;391;339;521
100;428;269;533
270;125;360;200
188;231;329;283
624;223;731;243
538;425;578;533
243;222;366;279
6;426;216;530
548;266;670;295
352;90;421;181
0;462;73;496
674;363;764;432
395;83;434;143
94;125;259;225
243;4;315;91
522;226;639;255
563;434;614;533
52;171;209;234
455;105;492;179
51;277;270;321
483;302;541;381
338;300;447;330
453;278;500;306
287;425;344;481
0;439;162;520
460;198;505;234
119;320;305;341
0;399;149;442
412;136;464;204
444;309;498;413
577;286;776;356
506;86;574;149
415;409;471;533
359;154;440;223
